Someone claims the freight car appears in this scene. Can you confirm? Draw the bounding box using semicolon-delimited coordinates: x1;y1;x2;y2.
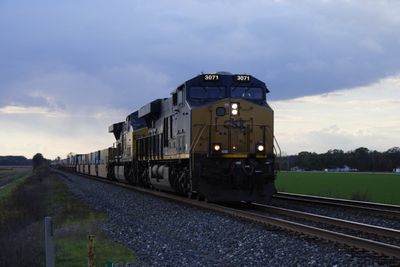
59;72;280;203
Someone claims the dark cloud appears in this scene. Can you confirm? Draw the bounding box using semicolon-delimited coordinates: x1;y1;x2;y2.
0;65;172;115
1;0;400;110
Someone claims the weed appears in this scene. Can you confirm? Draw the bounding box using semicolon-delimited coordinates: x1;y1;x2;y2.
277;186;286;192
56;233;135;267
351;191;370;202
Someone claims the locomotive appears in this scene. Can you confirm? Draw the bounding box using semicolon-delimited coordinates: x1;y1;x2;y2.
60;72;279;202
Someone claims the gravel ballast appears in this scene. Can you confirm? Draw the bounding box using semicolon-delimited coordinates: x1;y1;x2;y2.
57;171;391;266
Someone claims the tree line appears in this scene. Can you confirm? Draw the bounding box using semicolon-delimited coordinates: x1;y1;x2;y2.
280;147;400;172
0;154;49;168
0;156;31;166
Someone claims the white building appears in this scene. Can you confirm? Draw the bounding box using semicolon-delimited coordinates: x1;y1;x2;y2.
324;165;358;172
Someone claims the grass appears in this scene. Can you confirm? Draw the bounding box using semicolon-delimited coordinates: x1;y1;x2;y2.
0;166;49;266
46;173;108;227
49;173;136;266
56;234;136;267
276;171;400;205
0;166;136;266
0;167;31;200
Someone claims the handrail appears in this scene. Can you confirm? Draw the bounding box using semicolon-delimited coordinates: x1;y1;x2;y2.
273;135;282;170
273;135;281;158
190;124;208;153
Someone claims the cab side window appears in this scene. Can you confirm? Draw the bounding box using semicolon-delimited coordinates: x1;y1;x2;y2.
172;85;184;106
177;89;183;105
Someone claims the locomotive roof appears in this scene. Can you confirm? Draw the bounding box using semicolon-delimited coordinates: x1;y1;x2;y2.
182;73;269;93
169;73;269;95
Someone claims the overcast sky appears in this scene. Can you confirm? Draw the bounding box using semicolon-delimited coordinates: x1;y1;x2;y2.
1;0;399;159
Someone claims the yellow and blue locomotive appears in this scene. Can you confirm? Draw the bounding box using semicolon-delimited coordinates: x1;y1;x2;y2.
106;72;278;202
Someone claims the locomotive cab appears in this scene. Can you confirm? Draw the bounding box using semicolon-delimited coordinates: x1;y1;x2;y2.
187;73;277;202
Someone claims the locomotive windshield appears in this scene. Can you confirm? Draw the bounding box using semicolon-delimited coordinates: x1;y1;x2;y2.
189;86;227;100
231;87;264;100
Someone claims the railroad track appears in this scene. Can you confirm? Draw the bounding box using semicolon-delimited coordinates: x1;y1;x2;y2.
54;169;400;262
274;192;400;218
250;203;400;241
229;204;400;261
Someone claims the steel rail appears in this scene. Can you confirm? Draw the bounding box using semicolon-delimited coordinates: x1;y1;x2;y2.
54;169;400;260
211;206;400;260
252;203;400;239
274;192;400;218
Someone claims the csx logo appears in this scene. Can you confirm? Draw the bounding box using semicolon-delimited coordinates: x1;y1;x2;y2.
224;119;245;129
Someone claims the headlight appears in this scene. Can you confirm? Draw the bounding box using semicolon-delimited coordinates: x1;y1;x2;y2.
231;102;239;116
213;144;221;151
257;144;265;152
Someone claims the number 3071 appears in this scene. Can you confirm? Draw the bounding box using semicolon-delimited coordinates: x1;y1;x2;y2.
204;74;219;81
236;75;250;81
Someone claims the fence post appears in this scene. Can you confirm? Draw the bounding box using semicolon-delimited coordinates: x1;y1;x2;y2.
44;216;55;267
88;235;96;267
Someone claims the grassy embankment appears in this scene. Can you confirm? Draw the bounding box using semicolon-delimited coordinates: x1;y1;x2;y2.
276;171;400;205
0;166;135;266
0;166;31;199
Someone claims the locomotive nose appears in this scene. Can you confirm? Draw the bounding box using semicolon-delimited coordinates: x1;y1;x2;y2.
207;98;271;156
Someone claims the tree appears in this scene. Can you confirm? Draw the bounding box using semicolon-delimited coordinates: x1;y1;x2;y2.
324;149;345;168
386;147;400;154
297;151;321;170
32;153;46;170
347;147;370;171
385;147;400;171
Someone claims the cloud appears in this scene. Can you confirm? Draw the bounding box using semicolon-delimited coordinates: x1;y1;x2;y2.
0;105;55;115
271;74;400;154
0;106;124;159
1;0;400;100
0;64;173;113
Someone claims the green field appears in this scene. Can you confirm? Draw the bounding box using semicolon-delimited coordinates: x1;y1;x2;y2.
0;166;31;199
276;171;400;205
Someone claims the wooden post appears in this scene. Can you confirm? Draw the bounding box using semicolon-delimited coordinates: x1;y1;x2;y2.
44;217;55;267
88;235;96;267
